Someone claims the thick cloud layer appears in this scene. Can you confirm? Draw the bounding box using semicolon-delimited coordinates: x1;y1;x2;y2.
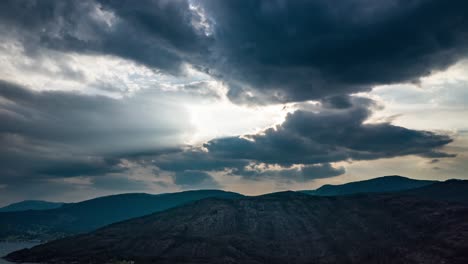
0;0;211;74
173;170;220;189
202;0;468;103
205;97;453;165
0;81;190;182
149;96;453;181
1;80;451;184
0;0;466;202
231;163;346;183
1;0;467;103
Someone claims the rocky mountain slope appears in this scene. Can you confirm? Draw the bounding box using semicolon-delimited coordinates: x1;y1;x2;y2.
0;190;242;241
7;188;468;264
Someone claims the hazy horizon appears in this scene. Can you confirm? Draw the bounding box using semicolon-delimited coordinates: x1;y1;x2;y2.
0;175;459;207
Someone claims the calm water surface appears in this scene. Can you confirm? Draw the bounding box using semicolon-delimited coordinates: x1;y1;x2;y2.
0;242;39;264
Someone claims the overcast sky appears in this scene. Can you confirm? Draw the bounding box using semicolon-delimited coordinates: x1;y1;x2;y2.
1;0;468;206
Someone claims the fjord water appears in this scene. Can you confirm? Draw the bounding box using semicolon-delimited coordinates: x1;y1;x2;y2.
0;242;38;264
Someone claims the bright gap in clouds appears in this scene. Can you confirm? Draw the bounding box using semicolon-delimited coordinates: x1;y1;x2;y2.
185;98;290;144
364;59;468;132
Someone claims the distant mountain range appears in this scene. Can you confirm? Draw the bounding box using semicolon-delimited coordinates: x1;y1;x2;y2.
0;190;242;241
301;176;468;205
1;176;467;244
7;181;468;264
300;175;437;196
0;175;441;213
400;179;468;204
0;200;65;212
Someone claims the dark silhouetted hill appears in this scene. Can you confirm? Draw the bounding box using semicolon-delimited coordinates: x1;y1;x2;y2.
0;200;65;212
7;191;468;264
0;190;242;241
301;175;436;196
401;179;468;204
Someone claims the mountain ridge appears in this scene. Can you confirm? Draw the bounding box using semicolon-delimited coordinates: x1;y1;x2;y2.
7;187;468;264
300;175;437;196
399;179;468;204
0;190;243;241
0;200;65;212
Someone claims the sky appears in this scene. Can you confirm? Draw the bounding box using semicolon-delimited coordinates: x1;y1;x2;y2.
0;0;468;206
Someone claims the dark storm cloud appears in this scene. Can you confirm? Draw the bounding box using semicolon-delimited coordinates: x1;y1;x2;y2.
0;81;190;181
205;97;453;165
173;170;220;189
419;151;457;158
155;149;248;173
202;0;468;103
37;158;124;177
144;144;345;182
1;1;468;103
91;176;151;191
320;95;354;109
147;96;453;181
232;163;346;182
0;0;212;74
